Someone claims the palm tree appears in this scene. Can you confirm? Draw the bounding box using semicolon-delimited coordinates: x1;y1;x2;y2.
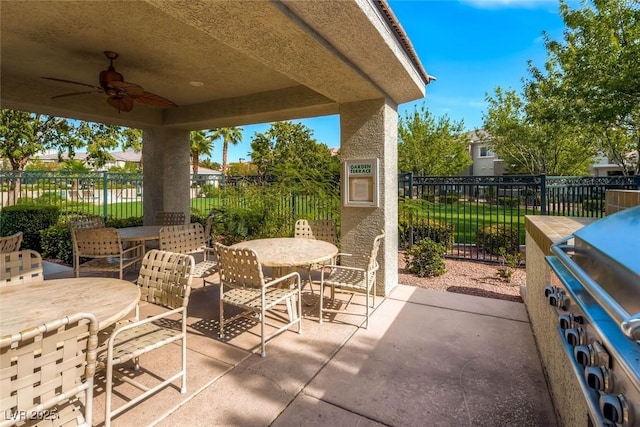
211;127;243;174
190;130;215;174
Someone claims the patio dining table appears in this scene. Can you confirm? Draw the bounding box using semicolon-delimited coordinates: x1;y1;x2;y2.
0;277;140;336
226;237;339;305
229;237;339;271
118;225;162;256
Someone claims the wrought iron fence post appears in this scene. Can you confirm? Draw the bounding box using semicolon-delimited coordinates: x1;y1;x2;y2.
540;174;547;215
408;172;414;246
102;171;108;219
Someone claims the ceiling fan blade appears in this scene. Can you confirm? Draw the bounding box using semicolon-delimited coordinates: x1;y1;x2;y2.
134;91;177;108
42;77;102;90
52;90;103;99
110;80;145;97
107;95;134;113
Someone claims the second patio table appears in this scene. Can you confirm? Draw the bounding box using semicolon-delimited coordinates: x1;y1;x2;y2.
0;277;140;337
118;225;163;256
229;237;338;269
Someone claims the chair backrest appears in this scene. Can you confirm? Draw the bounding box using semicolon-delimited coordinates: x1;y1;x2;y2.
69;215;105;230
0;312;98;427
214;242;265;289
72;227;122;257
136;249;195;309
294;219;338;245
154;211;186;226
367;231;385;272
159;223;206;254
0;232;23;253
204;214;216;246
1;250;44;286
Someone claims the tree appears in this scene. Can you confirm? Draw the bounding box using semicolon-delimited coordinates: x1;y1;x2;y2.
190;130;215;174
249;121;340;182
212;127;243;174
398;104;472;175
0;109;78;171
199;158;221;171
538;0;640;175
483;87;594;175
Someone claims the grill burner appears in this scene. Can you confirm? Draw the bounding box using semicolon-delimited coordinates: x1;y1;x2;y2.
545;206;640;426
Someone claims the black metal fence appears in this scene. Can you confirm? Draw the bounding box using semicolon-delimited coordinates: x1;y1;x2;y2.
2;170;638;262
398;173;640;262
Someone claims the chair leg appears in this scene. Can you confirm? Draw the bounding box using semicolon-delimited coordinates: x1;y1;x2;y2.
365;287;370;329
260;306;266;357
105;358;114;427
219;288;225;338
181;312;187;393
319;278;324;324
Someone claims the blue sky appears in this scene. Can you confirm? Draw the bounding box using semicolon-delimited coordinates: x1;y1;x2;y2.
214;0;578;165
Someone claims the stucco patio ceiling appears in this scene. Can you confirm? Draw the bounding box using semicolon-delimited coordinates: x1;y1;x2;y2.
1;0;429;130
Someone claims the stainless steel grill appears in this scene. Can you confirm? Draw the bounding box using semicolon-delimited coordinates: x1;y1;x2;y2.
545;205;640;427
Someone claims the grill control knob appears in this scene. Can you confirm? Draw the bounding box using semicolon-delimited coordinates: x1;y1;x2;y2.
565;328;584;346
544;285;557;297
558;295;570;311
599;394;630;426
574;344;593;366
559;314;573;330
585;366;612;393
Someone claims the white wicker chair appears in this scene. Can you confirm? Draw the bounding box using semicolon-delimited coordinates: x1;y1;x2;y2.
294;219;339;297
0;232;23;253
72;227;142;279
0;312;99;427
98;249;194;427
320;231;384;329
160;223;217;282
0;249;44;286
215;242;302;357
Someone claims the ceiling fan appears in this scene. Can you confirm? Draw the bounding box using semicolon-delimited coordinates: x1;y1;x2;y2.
43;51;177;113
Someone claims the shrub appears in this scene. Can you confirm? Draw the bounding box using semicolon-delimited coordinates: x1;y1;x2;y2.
497;197;520;208
199;184;220;199
496;248;524;283
104;216;143;228
403;238;446;278
40;223;73;265
476;224;520;256
0;205;59;252
398;218;454;250
440;193;460;204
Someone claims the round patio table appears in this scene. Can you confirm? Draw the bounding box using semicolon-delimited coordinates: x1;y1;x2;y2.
229;237;338;268
118;225;163;256
0;277;140;336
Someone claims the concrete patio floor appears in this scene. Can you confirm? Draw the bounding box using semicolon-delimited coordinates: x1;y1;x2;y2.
43;262;557;426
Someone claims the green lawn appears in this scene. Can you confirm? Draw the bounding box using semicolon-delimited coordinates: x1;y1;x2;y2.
400;200;538;245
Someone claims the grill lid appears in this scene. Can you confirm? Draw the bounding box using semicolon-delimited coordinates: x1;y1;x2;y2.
573;205;640;277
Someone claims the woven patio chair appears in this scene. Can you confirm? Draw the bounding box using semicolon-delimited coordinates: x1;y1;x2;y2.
98;249;194;427
0;249;44;286
294;219;339;295
320;231;384;329
203;213;216;247
215;242;302;357
0;232;22;253
160;223;217;284
0;312;99;427
72;227;142;279
69;215;105;230
154;211;186;225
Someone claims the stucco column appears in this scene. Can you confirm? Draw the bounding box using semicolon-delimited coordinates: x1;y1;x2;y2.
340;98;398;295
142;127;191;225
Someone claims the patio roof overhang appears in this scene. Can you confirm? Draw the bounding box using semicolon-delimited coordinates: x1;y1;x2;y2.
0;0;429;130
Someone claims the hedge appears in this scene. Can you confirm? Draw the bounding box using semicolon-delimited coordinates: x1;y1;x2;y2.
0;205;59;252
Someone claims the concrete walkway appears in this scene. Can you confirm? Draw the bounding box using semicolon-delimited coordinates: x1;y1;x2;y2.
42;262;557;426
